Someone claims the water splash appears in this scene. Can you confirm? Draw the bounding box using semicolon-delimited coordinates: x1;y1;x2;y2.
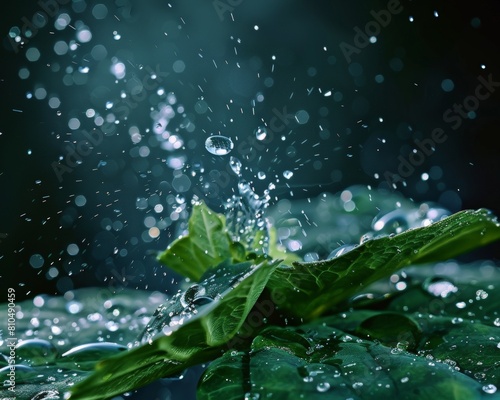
224;157;271;253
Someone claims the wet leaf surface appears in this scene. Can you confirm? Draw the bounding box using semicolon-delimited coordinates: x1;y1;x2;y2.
268;209;500;319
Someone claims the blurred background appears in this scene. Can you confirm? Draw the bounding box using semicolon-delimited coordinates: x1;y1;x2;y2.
1;0;500;302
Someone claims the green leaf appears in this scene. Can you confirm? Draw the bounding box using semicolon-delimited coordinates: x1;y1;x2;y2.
69;258;281;400
198;317;488;400
267;209;500;319
316;309;500;385
157;201;232;281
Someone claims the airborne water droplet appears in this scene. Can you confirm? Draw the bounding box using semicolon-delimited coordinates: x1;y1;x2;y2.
15;339;58;366
230;156;242;176
205;135;234;156
255;126;267;141
283;170;293;179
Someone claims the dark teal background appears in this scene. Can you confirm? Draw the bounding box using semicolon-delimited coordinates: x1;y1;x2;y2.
1;0;499;298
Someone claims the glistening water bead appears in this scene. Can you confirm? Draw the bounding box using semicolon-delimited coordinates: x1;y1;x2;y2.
205;135;234;156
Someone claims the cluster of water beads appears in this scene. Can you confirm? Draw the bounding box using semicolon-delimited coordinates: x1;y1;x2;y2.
138;283;215;344
139;259;268;344
0;290;167;397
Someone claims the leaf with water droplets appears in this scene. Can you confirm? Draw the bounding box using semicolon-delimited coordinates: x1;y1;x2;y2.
0;288;165;400
198;316;487;399
69;258;281;400
157;201;234;281
267;209;500;319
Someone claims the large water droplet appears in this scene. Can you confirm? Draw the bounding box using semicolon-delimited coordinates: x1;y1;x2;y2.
254;126;268;141
482;384;497;394
205;135;234;156
372;209;410;234
283;170;293;180
180;284;209;308
316;382;331;392
61;342;127;370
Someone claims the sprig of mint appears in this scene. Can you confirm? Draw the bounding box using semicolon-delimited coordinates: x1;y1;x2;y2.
67;202;500;399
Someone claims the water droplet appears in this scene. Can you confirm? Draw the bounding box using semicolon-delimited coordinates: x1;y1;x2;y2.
103;300;127;318
482;384;497;394
372;209;410;234
451;317;463;324
61;342;126;370
16;339;58;366
254;126;268;141
316;382;330;392
360;232;374;244
396;341;409;351
400;376;409;383
66;300;83;314
257;171;266;180
425;207;450;222
244;393;260;400
205;135;234;156
456;301;467;309
180;284;210;308
0;364;36;383
283;170;293;179
230;156;242;176
493;317;500;327
327;244;357;259
31;390;60;399
423;277;458;298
